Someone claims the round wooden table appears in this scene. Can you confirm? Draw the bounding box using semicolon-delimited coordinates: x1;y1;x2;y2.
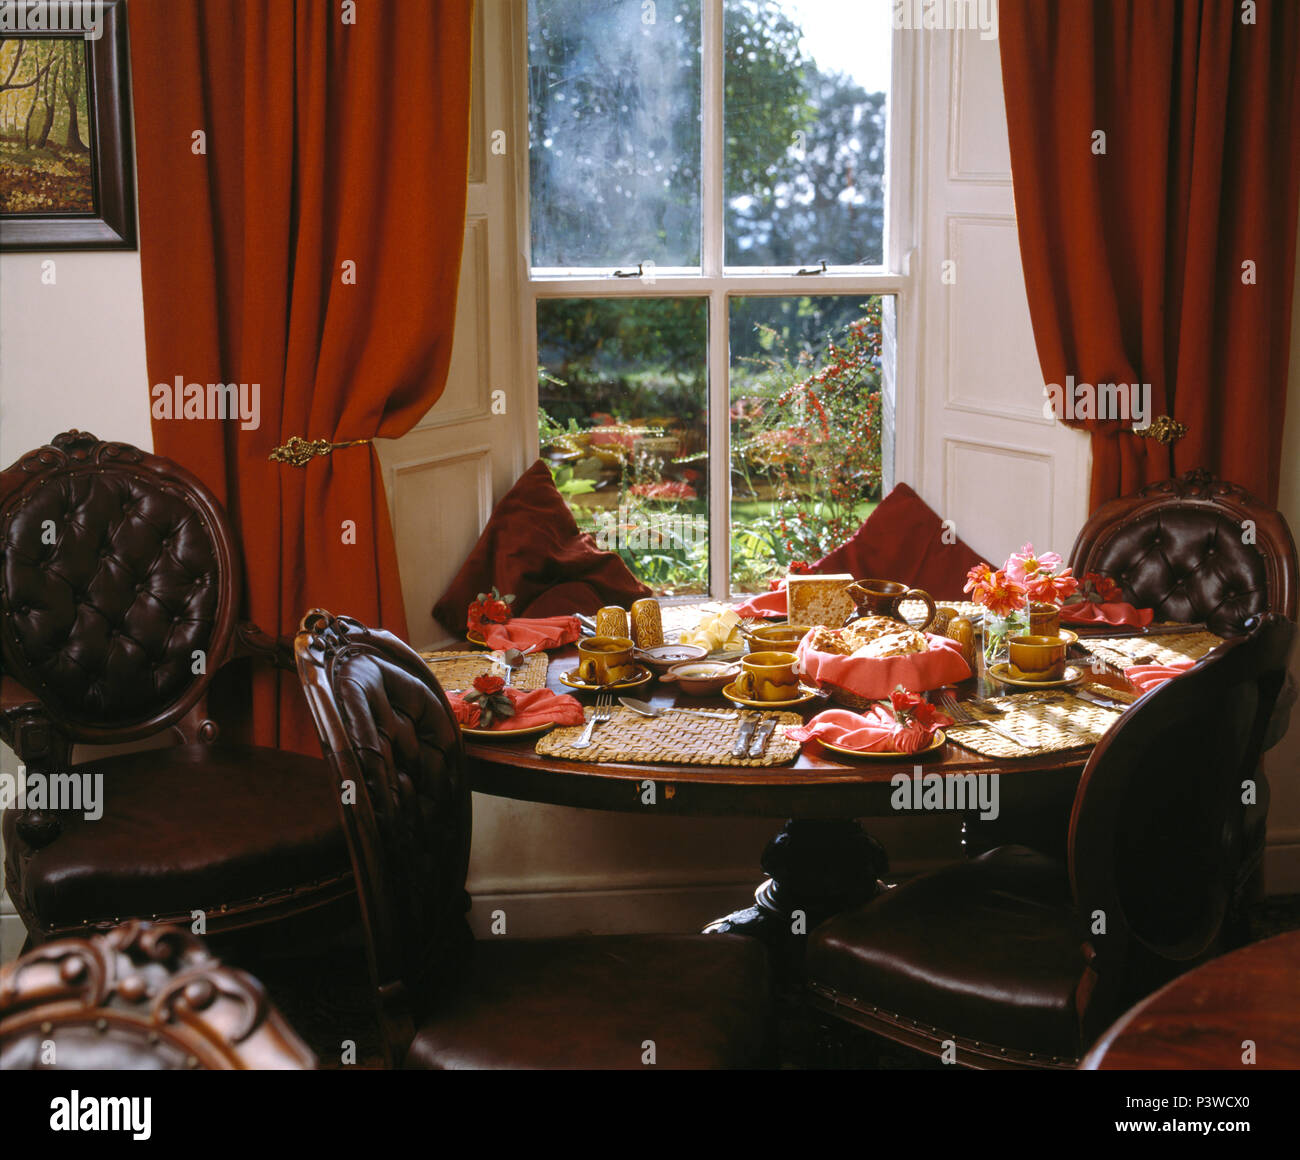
463;642;1130;969
1080;930;1300;1069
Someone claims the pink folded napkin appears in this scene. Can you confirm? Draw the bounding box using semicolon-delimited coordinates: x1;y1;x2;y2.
478;615;582;651
733;588;788;618
449;686;586;731
796;633;972;700
788;706;947;754
1125;660;1194;694
1059;601;1155;628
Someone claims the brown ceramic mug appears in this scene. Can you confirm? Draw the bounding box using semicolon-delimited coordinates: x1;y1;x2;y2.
846;579;938;632
735;651;800;702
1008;634;1068;682
576;636;637;685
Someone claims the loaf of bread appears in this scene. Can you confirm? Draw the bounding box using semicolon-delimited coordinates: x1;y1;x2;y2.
786;573;855;627
806;616;929;657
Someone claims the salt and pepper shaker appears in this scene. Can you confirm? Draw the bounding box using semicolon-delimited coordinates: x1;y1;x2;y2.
630;598;664;649
595;605;630;639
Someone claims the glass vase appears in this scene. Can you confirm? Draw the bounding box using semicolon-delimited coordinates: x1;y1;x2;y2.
982;602;1031;669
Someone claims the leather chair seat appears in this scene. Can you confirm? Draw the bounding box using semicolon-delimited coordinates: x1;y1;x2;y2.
406;933;771;1069
807;847;1083;1063
3;744;349;936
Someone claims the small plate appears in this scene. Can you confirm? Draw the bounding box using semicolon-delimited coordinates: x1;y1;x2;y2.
462;721;557;739
988;662;1085;689
722;682;822;709
817;730;947;761
466;629;488;647
558;665;655;693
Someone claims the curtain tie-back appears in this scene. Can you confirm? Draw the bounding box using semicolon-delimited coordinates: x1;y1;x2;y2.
268;436;373;467
1132;416;1188;446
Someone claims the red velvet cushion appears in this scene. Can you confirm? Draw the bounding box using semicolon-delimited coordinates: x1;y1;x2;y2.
813;483;985;600
433;460;651;635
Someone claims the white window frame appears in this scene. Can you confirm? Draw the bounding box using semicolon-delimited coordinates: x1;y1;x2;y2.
511;0;922;600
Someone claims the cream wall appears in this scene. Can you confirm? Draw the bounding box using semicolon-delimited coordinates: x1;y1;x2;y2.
1262;226;1300;893
0;252;153;466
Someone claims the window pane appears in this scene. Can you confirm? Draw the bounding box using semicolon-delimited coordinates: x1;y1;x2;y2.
538;298;709;596
528;0;702;268
725;0;891;266
729;295;888;592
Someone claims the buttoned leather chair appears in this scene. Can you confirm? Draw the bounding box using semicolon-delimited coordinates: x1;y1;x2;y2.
805;614;1296;1069
0;920;315;1069
294;609;773;1069
1068;469;1297;635
968;470;1298;883
1070;468;1297;927
0;431;352;945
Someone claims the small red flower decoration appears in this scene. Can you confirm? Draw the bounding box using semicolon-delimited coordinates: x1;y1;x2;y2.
466;586;515;633
1068;571;1124;605
473;673;505;695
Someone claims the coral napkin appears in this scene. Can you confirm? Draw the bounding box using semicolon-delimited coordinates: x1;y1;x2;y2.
448;686;586;731
1125;660;1195;694
788;706;946;754
796;633;971;700
479;615;582;651
733;588;788;618
1059;601;1155;628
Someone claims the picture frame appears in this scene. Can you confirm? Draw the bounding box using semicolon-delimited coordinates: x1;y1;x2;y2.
0;0;136;251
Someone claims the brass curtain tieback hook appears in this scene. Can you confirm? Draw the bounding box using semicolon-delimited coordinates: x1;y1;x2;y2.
268;436;372;467
1132;415;1188;445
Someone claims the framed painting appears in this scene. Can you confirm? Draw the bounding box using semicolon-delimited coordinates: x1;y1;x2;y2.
0;0;136;250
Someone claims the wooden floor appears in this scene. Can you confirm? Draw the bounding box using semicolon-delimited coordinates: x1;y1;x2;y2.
238;893;1300;1070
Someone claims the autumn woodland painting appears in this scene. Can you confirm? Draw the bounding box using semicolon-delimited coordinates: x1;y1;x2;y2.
0;37;94;214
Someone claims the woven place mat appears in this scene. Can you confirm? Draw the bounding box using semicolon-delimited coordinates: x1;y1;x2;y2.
1080;631;1222;673
535;707;802;767
418;650;548;692
945;692;1124;758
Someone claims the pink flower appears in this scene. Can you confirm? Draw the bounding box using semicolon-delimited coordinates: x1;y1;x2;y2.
1005;543;1065;586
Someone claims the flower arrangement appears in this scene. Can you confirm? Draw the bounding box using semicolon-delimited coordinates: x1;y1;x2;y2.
458;672;514;729
965;544;1079;666
886;686;952;752
467;587;515;635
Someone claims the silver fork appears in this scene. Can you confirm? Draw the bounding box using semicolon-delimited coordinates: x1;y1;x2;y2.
571;691;615;750
939;692;1034;750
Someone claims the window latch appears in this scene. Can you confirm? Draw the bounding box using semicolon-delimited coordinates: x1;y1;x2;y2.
795;260;828;276
613;262;645;278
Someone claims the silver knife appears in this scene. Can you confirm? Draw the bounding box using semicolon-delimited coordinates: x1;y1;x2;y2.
748;718;777;758
1073;688;1129;712
732;716;757;756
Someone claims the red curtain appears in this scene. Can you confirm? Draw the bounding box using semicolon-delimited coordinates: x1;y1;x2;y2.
130;1;473;750
1000;0;1300;511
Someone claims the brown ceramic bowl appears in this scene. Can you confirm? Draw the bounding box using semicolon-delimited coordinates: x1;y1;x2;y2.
660;660;741;696
743;623;813;652
634;643;708;674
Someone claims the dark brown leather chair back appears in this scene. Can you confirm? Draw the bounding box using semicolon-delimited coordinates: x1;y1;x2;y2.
0;920;315;1069
0;430;240;742
294;609;474;1064
1068;613;1296;1034
1068;470;1298;636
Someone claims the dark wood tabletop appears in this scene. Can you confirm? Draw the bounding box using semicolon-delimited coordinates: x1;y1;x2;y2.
1080;930;1300;1070
462;642;1137;818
